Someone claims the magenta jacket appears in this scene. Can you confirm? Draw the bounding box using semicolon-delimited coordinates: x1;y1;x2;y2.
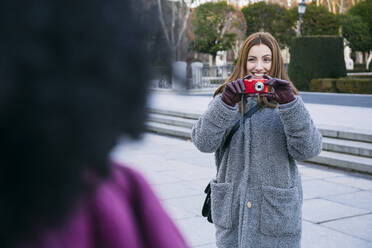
20;163;188;248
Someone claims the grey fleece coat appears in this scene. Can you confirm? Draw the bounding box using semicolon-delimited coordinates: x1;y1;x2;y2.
191;95;322;248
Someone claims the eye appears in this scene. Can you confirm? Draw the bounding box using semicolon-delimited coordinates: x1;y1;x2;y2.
263;57;272;63
248;58;256;62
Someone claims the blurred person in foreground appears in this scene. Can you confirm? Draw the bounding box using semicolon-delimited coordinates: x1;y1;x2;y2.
0;1;188;248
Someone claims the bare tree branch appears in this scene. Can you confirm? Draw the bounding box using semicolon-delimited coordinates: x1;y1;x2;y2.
171;2;176;45
177;7;190;47
157;0;171;48
157;0;192;61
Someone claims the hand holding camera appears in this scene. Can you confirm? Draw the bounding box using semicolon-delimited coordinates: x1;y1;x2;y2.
222;74;295;106
221;78;246;107
262;75;295;104
222;75;270;106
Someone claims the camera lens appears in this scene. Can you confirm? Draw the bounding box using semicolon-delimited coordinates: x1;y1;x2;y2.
254;82;264;92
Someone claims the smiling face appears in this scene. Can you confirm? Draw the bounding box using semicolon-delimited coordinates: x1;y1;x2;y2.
246;44;272;78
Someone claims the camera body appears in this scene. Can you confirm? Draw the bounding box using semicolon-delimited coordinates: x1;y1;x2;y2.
244;78;269;94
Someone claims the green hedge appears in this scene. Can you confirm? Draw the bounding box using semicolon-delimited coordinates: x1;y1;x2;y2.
309;77;372;94
288;36;346;91
347;63;372;72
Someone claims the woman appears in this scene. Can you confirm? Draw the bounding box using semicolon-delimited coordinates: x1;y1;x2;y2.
192;32;322;248
0;0;187;248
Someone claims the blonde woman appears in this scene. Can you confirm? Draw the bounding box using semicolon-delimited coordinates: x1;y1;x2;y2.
192;32;322;248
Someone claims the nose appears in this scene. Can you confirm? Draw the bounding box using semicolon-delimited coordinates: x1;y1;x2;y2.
256;60;264;70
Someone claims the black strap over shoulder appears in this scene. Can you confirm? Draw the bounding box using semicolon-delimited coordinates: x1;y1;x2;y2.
222;104;259;150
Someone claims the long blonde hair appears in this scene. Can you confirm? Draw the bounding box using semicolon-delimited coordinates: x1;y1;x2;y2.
214;32;298;110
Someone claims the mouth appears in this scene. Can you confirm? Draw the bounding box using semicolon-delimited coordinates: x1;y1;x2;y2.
251;73;265;78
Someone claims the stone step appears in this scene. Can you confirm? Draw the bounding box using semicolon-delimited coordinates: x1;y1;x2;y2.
307;150;372;174
323;137;372;158
146;121;191;139
148;111;372;158
147;116;372;159
317;124;372;143
146;120;372;175
148;108;200;120
148;108;372;143
149;113;195;129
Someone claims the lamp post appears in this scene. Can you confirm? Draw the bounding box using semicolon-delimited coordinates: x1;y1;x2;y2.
297;0;307;38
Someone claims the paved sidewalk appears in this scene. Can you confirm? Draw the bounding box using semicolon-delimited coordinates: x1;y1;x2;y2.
111;133;372;248
148;91;372;132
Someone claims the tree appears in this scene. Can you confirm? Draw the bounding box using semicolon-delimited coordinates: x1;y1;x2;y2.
338;14;371;53
190;1;239;65
347;0;372;67
347;0;372;46
241;2;295;48
290;3;339;36
226;8;247;60
315;0;363;14
157;0;192;62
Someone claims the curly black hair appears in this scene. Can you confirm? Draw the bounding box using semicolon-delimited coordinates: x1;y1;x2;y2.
0;0;162;247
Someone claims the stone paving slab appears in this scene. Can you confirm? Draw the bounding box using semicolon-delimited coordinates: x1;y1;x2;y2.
194;243;217;248
162;203;197;220
152;182;202;200
324;191;372;211
111;133;372;248
302;198;370;223
324;175;372;191
152;179;210;201
321;214;372;242
301;221;372;248
299;165;346;180
302;179;361;199
164;194;206;217
174;217;216;247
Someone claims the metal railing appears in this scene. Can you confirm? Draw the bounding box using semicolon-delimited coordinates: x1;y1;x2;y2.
150;66;172;88
200;65;234;87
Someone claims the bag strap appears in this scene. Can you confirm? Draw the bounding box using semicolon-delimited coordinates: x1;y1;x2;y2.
214;98;260;177
221;103;259;151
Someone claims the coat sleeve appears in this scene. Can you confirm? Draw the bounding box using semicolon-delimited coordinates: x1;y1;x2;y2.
278;96;323;161
191;95;239;153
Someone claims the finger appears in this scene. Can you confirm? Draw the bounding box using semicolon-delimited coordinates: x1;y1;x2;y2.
230;81;240;94
243;74;252;80
267;93;279;101
235;79;245;93
226;82;237;93
276;79;290;86
240;79;246;93
232;80;242;93
261;93;279;102
263;74;272;80
264;78;276;86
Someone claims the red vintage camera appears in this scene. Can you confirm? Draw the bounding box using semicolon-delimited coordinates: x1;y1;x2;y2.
243;78;269;94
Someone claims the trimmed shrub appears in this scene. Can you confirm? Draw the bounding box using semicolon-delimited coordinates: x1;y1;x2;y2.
309;78;337;92
310;77;372;94
348;63;372;72
288;36;347;91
